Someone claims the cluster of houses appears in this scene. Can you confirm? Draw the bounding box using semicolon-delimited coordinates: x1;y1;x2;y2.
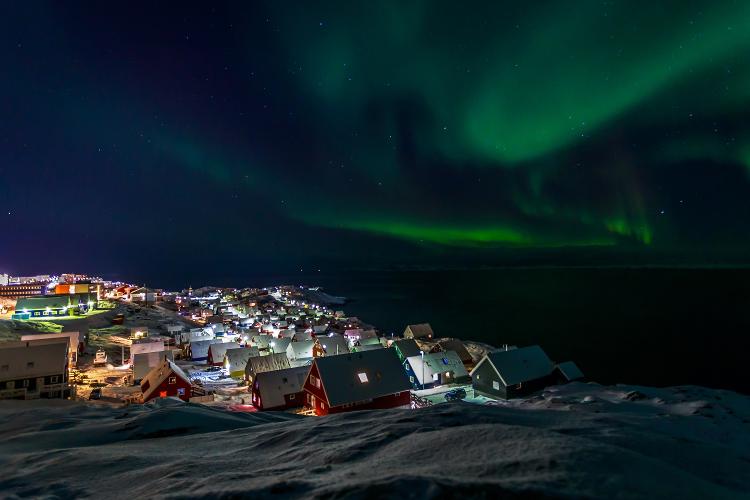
133;287;583;415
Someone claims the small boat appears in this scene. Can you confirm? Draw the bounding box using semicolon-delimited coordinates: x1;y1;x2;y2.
94;349;108;366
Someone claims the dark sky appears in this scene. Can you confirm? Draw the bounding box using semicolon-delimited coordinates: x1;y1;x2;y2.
2;2;750;284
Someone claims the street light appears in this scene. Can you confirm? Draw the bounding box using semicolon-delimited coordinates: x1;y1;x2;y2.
420;350;425;390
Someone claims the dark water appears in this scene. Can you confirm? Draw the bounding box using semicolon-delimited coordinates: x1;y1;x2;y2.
257;268;750;394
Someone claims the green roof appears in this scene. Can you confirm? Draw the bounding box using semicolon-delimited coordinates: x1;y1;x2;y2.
15;295;73;311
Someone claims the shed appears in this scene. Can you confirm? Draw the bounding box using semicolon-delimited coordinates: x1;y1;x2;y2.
140;358;191;403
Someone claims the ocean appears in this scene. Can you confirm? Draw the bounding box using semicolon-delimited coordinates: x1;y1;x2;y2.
252;267;750;394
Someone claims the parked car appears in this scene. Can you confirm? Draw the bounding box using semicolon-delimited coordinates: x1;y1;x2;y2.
444;388;467;402
88;388;102;400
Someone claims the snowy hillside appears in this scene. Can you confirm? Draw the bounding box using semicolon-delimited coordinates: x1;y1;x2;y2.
0;383;748;498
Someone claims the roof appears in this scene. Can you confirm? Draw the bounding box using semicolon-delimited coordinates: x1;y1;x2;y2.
0;340;68;380
245;353;291;376
352;344;383;352
15;295;72;311
208;342;240;361
436;339;472;363
131;340;166;356
20;331;80;352
480;345;554;387
405;350;469;386
312;348;411;407
317;335;350;356
189;339;225;358
270;337;291;354
133;350;174;381
286;340;316;360
140;358;190;400
404;323;434;339
393;339;421;358
224;347;260;371
255;366;310;408
556;361;584;381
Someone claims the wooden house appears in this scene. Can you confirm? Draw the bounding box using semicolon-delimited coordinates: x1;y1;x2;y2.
224;346;260;379
391;339;421;362
303;349;411;416
403;350;470;390
317;334;350;356
554;361;584;383
432;339;474;368
251;366;310;411
207;341;240;366
0;340;70;399
403;323;434;340
140;358;192;403
244;353;291;384
470;345;555;399
133;350;174;383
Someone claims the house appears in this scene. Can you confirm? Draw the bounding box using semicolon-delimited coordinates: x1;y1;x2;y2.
292;331;313;342
317;334;350;356
391;339;421;362
244;353;291;384
130;340;166;358
224;346;260;378
207;341;240;366
268;337;291;355
181;328;215;345
0;340;70;399
351;343;383;353
470;345;555;399
303;348;411;416
554;361;584;383
403;323;434;340
189;339;225;361
403;350;470;390
432;339;474;368
13;294;94;319
286;340;319;364
249;334;272;351
251;366;310;411
140;358;192;403
133;350;174;383
20;331;81;366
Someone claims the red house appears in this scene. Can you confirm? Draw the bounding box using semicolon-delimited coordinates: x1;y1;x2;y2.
251;366;310;411
140;358;192;403
303;348;412;416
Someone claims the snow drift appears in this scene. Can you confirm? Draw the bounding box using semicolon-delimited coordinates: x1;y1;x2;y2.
0;383;747;498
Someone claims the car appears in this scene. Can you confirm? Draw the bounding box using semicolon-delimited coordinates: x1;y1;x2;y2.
444;388;467;402
204;366;222;372
88;388;102;400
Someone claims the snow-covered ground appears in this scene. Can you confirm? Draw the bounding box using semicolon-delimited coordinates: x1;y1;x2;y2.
0;382;747;498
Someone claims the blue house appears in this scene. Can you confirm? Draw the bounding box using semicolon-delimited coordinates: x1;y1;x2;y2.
403;350;470;390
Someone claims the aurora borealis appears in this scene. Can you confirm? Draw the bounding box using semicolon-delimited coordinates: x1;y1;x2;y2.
2;1;750;277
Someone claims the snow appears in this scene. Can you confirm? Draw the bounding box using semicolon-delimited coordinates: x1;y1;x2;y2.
0;382;747;498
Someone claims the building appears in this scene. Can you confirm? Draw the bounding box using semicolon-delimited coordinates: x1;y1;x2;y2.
0;273;8;286
0;283;47;299
207;341;240;366
303;349;411;416
251;366;309;411
0;340;70;399
133;350;174;383
224;347;260;379
188;339;225;361
54;282;101;300
130;340;166;358
403;350;470;390
140;358;192;403
554;361;585;383
391;339;421;362
317;334;350;356
286;340;321;365
244;353;291;384
20;331;81;367
470;345;556;399
432;339;474;368
403;323;434;340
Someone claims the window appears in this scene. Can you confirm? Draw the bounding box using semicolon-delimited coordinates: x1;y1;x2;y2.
409;376;414;383
168;376;177;385
492;380;500;390
26;362;34;369
432;373;439;381
50;376;59;384
23;379;29;388
289;393;295;400
177;388;185;396
357;372;369;383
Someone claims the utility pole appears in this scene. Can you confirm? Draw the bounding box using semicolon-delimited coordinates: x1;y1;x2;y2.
421;350;425;391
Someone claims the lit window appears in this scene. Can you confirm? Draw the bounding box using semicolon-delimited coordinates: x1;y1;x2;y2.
169;377;177;384
357;372;369;383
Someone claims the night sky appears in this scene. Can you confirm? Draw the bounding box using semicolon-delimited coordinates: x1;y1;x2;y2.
2;2;750;284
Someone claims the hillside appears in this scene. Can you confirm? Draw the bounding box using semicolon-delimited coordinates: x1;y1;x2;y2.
0;382;747;498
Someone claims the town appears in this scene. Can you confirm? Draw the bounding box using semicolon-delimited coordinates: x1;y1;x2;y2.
0;272;584;413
